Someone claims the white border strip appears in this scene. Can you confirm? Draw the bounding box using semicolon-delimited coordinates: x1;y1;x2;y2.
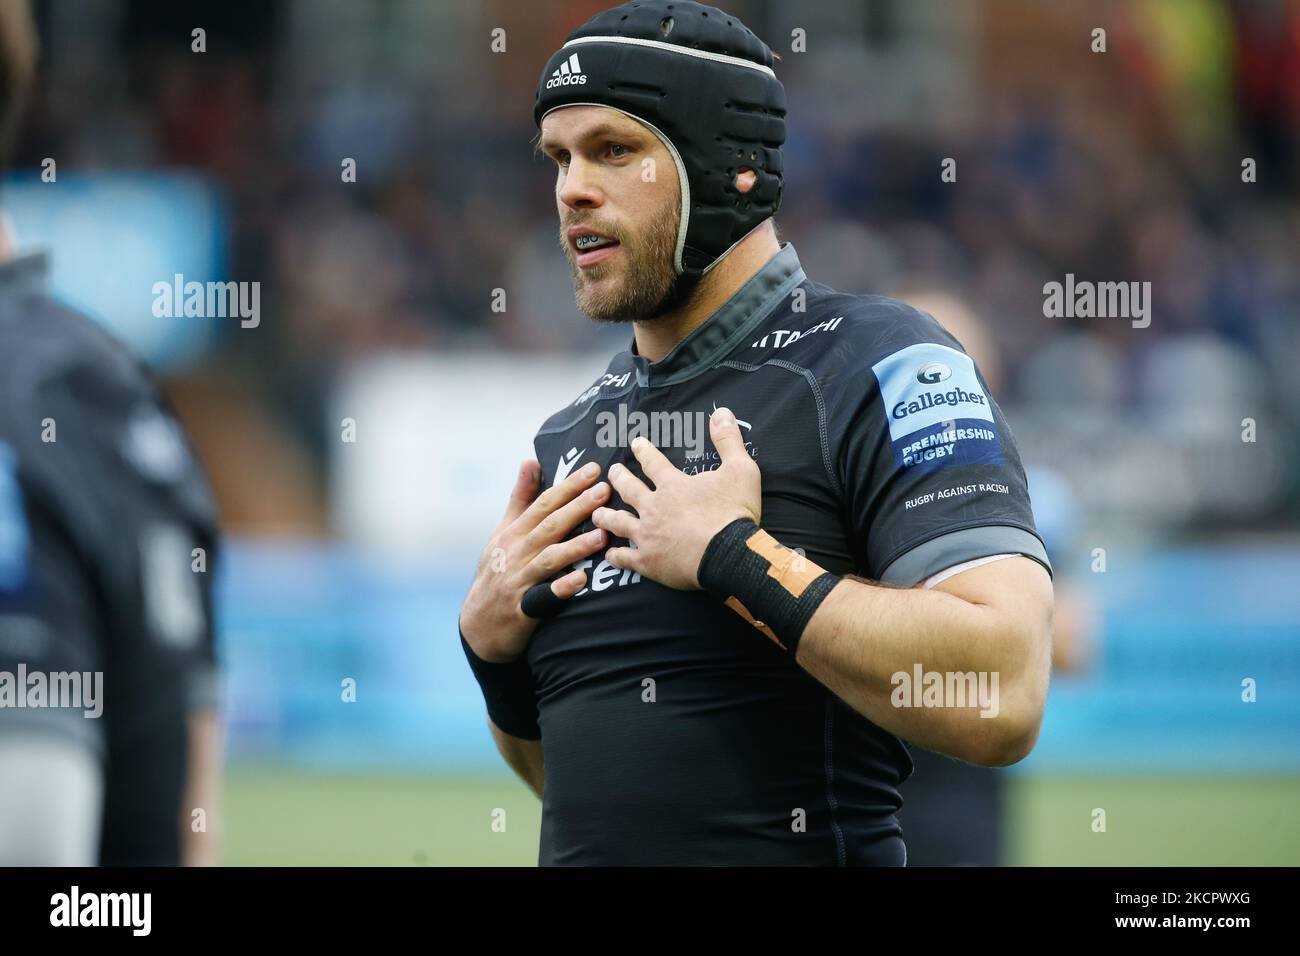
921;553;1018;590
562;34;776;78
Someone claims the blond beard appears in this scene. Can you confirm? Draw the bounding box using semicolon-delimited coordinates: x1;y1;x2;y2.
563;197;681;324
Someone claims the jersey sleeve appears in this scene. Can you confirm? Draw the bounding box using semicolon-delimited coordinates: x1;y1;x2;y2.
827;307;1052;586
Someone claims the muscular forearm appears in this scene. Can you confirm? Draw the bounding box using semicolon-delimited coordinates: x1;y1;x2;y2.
489;719;544;799
794;563;1053;767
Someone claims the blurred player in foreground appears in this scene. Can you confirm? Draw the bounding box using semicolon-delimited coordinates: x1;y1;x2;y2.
459;0;1055;865
0;0;221;865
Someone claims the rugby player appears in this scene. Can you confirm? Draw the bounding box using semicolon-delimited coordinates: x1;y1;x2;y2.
0;0;221;865
459;0;1054;865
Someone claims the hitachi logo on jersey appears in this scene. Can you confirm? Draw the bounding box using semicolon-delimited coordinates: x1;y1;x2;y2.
574;370;631;405
891;386;987;421
752;315;843;350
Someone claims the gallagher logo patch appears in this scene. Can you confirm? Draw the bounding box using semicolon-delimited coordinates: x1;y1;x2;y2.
871;343;1003;474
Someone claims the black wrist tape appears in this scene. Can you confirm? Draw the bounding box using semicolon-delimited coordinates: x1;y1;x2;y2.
697;518;840;653
459;626;541;740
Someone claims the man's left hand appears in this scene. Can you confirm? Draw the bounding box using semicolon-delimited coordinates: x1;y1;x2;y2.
593;406;761;590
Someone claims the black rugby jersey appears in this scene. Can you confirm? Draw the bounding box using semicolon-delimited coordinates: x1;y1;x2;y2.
498;242;1049;865
0;251;220;865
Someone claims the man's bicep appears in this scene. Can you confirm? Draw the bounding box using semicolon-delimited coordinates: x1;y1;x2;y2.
928;556;1055;699
927;554;1053;615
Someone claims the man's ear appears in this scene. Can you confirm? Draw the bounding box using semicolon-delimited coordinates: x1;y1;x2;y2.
735;167;758;194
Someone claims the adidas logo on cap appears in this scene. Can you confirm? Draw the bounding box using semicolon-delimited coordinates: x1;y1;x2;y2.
546;53;588;89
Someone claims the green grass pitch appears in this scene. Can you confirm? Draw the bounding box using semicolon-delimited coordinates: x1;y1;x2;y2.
220;769;1300;866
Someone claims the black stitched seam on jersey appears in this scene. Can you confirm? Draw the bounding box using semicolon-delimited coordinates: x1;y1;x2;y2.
716;358;841;498
823;694;847;866
648;269;808;389
875;519;1048;583
535;383;639;438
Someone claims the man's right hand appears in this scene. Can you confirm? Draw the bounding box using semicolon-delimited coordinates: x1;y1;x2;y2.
459;458;610;663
